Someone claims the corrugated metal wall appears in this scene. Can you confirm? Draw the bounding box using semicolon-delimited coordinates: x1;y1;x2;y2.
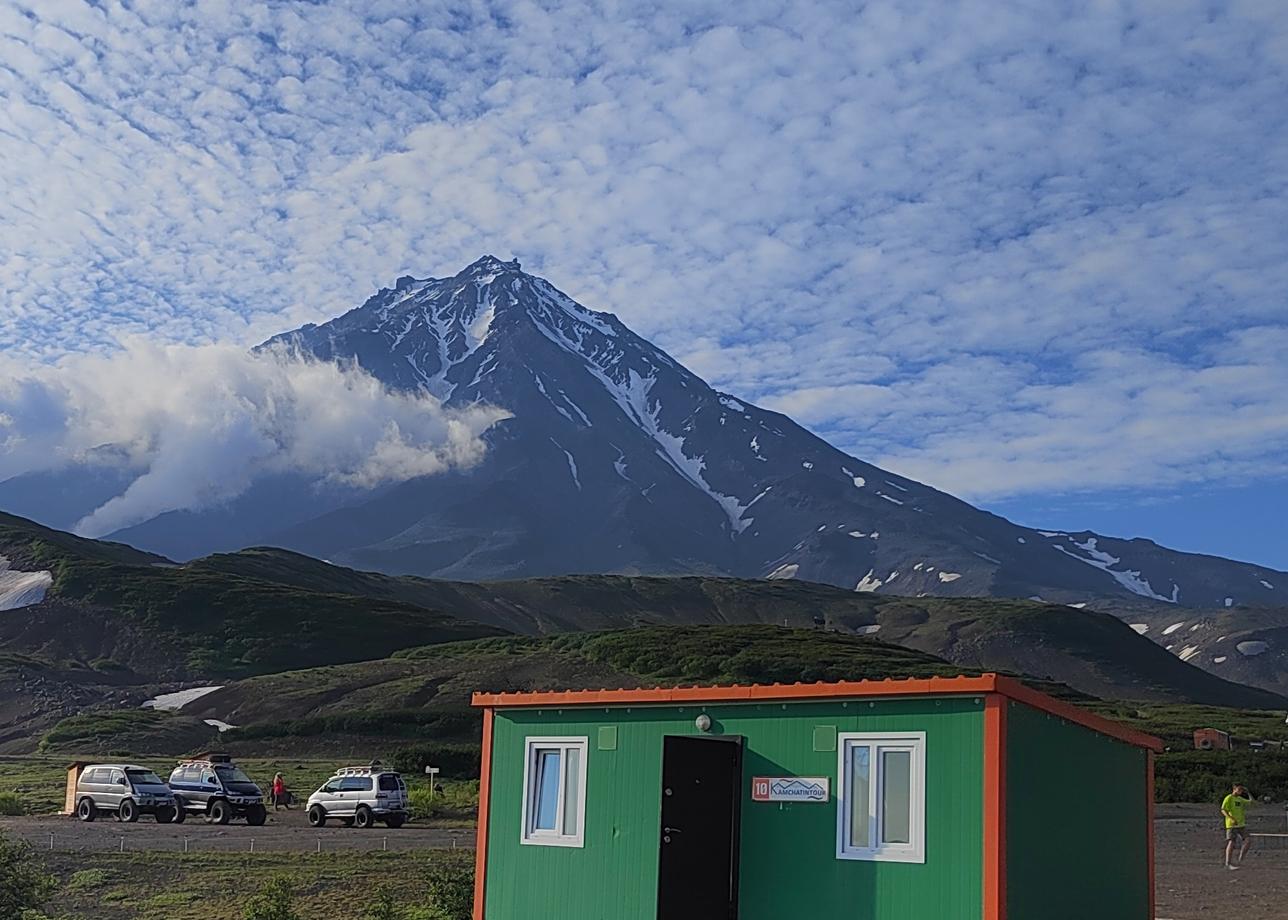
484;696;985;920
1005;701;1150;920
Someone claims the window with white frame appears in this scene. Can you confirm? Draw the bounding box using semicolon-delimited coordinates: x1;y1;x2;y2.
836;732;925;863
521;737;588;847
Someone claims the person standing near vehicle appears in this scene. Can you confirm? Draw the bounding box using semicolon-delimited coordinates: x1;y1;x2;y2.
272;773;290;810
1221;783;1253;869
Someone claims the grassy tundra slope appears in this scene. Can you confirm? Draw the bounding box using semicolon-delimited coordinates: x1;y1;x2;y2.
195;548;1288;708
0;513;504;681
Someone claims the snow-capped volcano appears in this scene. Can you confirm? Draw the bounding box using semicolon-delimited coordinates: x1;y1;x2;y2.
10;256;1288;609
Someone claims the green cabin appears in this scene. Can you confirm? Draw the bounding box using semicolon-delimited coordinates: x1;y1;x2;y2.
471;674;1160;920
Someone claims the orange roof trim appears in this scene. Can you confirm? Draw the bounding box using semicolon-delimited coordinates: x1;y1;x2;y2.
471;673;1163;752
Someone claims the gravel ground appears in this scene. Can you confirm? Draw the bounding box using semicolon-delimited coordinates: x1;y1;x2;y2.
0;808;474;854
1156;803;1288;919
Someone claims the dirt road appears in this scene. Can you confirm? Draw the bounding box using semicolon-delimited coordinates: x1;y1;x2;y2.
0;808;473;854
1156;803;1288;919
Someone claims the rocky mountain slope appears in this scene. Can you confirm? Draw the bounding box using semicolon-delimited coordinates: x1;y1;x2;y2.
37;255;1270;612
1091;597;1288;697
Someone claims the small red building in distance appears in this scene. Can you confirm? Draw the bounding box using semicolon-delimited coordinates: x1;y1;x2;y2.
1194;728;1231;751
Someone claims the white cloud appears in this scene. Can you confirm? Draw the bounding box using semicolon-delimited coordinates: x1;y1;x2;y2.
0;1;1285;506
0;341;508;536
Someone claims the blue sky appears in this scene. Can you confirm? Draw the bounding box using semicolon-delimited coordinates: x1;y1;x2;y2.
1;1;1286;568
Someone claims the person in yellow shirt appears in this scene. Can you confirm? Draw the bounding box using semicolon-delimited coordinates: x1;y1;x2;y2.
1221;783;1253;869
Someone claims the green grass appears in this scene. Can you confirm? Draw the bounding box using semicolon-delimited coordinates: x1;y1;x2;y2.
41;709;172;747
38;849;475;920
66;868;111;891
0;790;26;815
0;755;70;815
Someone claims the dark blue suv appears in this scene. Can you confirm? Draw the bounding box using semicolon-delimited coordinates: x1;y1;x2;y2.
168;755;267;825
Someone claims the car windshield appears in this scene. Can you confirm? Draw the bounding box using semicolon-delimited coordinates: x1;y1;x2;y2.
215;766;254;784
126;769;165;786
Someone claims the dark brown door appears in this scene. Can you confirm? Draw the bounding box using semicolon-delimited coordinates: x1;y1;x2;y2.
656;734;743;920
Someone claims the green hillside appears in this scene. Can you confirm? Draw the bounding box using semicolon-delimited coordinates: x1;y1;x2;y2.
0;514;503;680
194;549;1288;709
147;624;1042;753
1;513;1281;709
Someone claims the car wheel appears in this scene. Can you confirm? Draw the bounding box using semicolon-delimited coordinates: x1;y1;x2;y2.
384;814;405;829
354;805;374;829
307;805;327;828
76;798;97;822
156;805;177;824
245;804;267;826
172;805;187;824
119;799;139;823
209;800;231;825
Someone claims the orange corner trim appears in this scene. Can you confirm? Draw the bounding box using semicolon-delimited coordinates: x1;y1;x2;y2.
983;694;1008;920
472;706;495;920
1146;749;1156;920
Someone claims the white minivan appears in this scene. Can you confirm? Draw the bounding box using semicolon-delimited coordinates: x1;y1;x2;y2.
74;763;182;823
307;764;409;829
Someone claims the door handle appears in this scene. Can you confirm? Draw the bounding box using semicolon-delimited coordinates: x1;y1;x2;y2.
663;826;681;834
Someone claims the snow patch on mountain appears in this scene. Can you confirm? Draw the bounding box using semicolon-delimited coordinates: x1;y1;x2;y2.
1236;641;1268;657
586;367;751;534
142;686;223;711
0;556;52;611
855;570;883;592
937;571;961;583
1130;623;1149;634
551;440;581;490
1162;622;1186;636
841;467;866;488
1052;537;1178;603
767;563;799;580
1261;580;1275;590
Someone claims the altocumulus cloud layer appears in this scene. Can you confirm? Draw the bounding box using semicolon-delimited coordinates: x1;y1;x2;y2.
0;0;1286;508
0;343;507;536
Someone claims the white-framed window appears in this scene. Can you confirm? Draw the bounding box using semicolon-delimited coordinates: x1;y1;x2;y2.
836;732;926;863
520;736;588;847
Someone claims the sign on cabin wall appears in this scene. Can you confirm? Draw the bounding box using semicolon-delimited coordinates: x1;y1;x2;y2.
750;776;829;803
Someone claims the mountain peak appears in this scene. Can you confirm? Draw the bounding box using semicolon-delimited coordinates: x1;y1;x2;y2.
462;254;521;275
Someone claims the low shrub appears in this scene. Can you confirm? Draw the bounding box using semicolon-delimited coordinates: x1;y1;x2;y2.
226;709;477;742
0;835;58;916
0;792;24;816
244;877;300;920
66;868;110;891
390;744;481;779
420;852;474;920
1156;750;1288;803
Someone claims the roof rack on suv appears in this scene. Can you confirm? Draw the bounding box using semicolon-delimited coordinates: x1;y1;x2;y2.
333;760;390;776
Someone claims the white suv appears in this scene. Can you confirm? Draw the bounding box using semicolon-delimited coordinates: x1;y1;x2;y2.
307;764;409;829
